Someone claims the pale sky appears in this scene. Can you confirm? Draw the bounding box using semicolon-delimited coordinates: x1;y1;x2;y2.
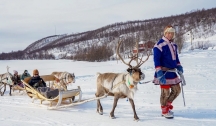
0;0;215;53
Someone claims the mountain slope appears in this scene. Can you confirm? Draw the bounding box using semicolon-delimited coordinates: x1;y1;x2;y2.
0;7;216;60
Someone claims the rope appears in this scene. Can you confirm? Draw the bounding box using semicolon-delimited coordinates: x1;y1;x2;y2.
139;80;152;84
48;94;108;110
139;69;186;85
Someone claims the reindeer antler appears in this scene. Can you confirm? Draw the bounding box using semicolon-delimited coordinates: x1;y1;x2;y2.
6;66;10;73
134;51;150;68
116;38;133;68
117;38;150;69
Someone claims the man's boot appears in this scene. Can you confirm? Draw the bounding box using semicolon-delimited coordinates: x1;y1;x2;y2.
167;101;174;115
161;106;173;119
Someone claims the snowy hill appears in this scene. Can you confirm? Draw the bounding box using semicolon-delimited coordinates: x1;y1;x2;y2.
0;8;216;60
183;24;216;51
24;34;67;53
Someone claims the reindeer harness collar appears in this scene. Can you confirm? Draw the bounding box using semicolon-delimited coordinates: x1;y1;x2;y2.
111;73;135;90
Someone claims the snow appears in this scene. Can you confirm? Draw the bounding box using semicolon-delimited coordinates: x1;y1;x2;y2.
1;49;216;126
182;25;216;51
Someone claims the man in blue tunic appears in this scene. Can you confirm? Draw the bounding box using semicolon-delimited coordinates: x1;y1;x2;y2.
153;25;184;118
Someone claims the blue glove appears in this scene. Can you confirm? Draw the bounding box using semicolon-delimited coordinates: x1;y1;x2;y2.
156;70;166;84
176;65;183;74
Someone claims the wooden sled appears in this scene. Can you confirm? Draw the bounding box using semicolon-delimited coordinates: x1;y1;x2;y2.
21;76;82;108
12;85;25;92
22;75;108;109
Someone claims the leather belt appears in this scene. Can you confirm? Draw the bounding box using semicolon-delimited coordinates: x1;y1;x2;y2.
161;67;174;71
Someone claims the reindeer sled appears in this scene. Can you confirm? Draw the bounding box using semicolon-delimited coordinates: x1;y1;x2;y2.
0;67;25;96
22;75;107;109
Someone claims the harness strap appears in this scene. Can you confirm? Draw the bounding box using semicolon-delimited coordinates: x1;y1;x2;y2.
127;77;133;88
110;75;118;91
112;73;129;90
102;73;134;95
112;80;125;89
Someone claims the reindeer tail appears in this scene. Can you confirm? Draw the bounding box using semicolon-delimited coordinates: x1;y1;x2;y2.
96;72;101;77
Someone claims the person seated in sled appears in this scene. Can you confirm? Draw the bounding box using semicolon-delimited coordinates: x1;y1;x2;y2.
28;69;47;89
28;69;59;99
13;70;24;88
21;70;31;80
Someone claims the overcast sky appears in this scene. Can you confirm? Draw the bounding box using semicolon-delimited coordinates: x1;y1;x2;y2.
0;0;215;53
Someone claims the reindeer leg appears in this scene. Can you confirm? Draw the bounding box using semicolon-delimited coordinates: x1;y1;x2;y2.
64;85;67;90
71;96;75;101
97;99;103;115
0;90;3;96
110;95;119;119
2;84;6;96
9;85;12;96
95;93;103;115
128;98;139;121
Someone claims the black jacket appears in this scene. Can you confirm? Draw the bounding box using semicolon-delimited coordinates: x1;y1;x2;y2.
28;76;46;88
13;75;21;85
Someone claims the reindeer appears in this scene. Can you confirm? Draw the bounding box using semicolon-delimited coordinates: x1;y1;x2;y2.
95;39;150;121
0;67;15;96
51;71;75;89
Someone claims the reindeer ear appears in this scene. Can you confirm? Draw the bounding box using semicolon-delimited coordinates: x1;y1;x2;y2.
139;71;143;75
127;68;132;73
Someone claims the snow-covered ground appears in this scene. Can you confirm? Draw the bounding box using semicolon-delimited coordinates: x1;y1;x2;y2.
0;49;216;126
183;31;216;51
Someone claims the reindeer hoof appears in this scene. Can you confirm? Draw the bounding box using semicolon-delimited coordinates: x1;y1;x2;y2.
134;118;139;121
97;111;103;115
109;115;116;119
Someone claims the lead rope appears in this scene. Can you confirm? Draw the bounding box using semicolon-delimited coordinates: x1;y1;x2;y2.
139;69;186;85
138;70;168;84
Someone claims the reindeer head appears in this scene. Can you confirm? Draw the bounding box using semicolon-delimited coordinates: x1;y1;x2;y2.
6;66;15;85
70;73;75;83
116;38;150;84
64;72;75;84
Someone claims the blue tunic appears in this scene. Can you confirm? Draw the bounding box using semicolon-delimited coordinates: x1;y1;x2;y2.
153;36;181;85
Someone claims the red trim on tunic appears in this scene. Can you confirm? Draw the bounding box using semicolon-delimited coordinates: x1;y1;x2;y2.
153;77;181;85
160;85;170;89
